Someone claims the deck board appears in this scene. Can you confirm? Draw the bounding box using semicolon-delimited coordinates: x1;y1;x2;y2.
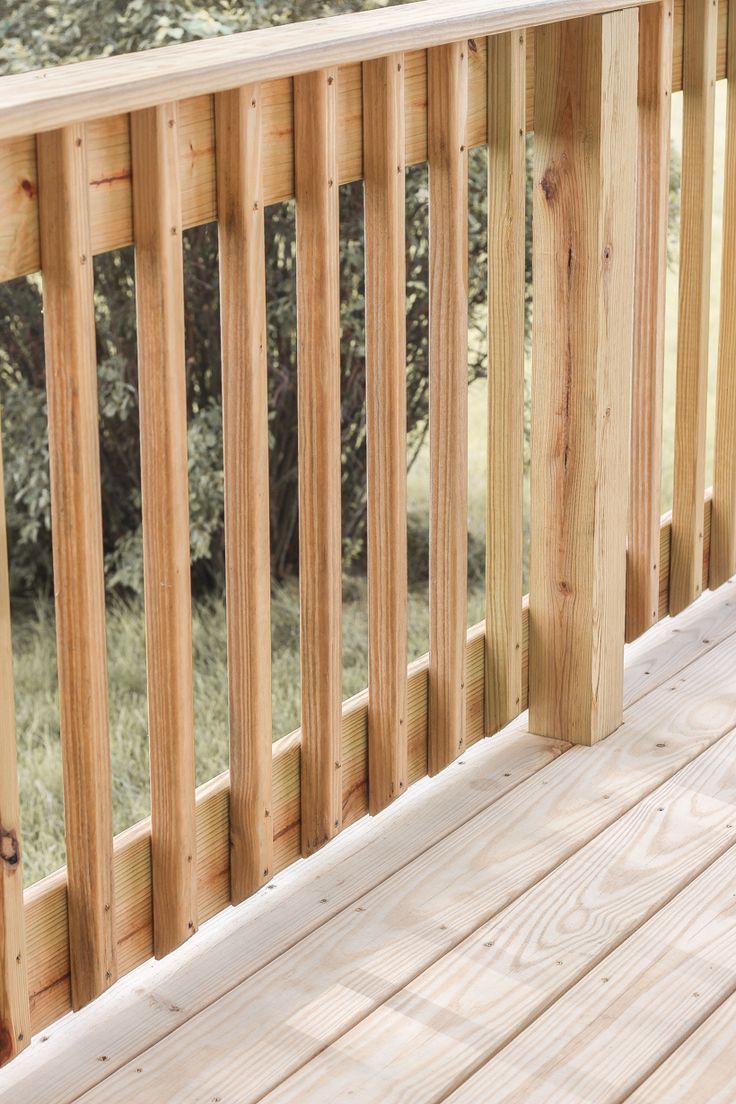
2;582;736;1104
263;728;736;1102
67;593;736;1104
628;988;736;1103
446;844;736;1103
2;731;567;1103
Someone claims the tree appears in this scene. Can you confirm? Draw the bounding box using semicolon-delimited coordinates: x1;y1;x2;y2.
0;0;489;596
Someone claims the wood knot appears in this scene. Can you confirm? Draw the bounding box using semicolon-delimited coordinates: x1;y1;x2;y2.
540;175;556;201
0;828;19;868
20;178;36;199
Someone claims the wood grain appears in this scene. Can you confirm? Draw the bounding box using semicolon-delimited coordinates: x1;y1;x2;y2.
0;424;30;1064
18;499;722;1039
447;843;736;1103
10;585;736;1100
36;124;116;1010
363;55;408;814
0;5;728;286
0;0;661;142
629;989;736;1103
428;41;469;775
73;628;736;1104
130;103;197;957
670;0;718;613
294;69;342;855
247;728;736;1103
529;11;638;744
485;30;526;734
5;737;567;1103
710;0;736;588
627;0;674;641
214;85;273;902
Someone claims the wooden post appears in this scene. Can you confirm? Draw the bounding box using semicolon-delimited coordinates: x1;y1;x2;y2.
711;0;736;588
215;85;274;902
670;0;717;613
0;425;30;1063
626;0;673;641
131;103;198;957
529;11;638;746
36;124;117;1006
294;69;342;854
428;41;469;775
363;54;408;814
485;30;526;735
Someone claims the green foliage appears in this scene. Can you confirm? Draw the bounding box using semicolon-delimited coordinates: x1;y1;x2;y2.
0;0;680;598
0;0;492;596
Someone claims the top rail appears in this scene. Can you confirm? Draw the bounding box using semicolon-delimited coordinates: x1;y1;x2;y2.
0;0;657;141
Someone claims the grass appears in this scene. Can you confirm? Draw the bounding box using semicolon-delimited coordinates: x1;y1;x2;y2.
14;577;486;884
11;87;727;886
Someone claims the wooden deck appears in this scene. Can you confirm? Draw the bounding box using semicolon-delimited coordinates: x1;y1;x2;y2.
3;579;736;1104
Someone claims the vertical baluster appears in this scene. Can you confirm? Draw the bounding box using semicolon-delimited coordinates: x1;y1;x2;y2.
36;124;116;1006
428;42;469;776
627;0;674;641
530;11;638;745
670;0;717;614
363;54;408;814
294;70;342;854
130;104;197;956
711;0;736;588
0;425;30;1063
486;30;526;735
215;86;273;902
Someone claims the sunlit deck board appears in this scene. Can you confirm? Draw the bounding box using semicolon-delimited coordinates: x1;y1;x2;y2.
628;988;736;1103
447;846;736;1103
1;731;569;1103
3;581;736;1104
265;729;736;1102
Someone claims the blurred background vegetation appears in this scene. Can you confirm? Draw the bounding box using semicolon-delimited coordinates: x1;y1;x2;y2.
0;0;722;882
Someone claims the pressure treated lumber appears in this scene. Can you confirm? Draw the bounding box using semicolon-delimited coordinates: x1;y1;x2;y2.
447;843;736;1103
627;0;673;641
427;40;468;774
0;2;729;287
75;631;736;1104
294;69;342;854
629;989;736;1103
0;0;662;142
670;0;718;613
214;85;273;902
711;0;736;587
0;428;30;1065
363;54;408;814
130;103;197;957
485;29;526;733
251;728;736;1103
4;734;566;1104
19;499;722;1037
529;11;638;745
35;124;116;1009
7;583;736;1101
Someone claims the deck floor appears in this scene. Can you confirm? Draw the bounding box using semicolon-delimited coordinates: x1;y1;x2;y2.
4;580;736;1104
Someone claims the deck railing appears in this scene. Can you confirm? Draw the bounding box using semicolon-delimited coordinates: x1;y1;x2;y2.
0;0;734;1067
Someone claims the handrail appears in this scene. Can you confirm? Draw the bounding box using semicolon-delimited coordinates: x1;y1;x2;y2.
0;0;657;141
